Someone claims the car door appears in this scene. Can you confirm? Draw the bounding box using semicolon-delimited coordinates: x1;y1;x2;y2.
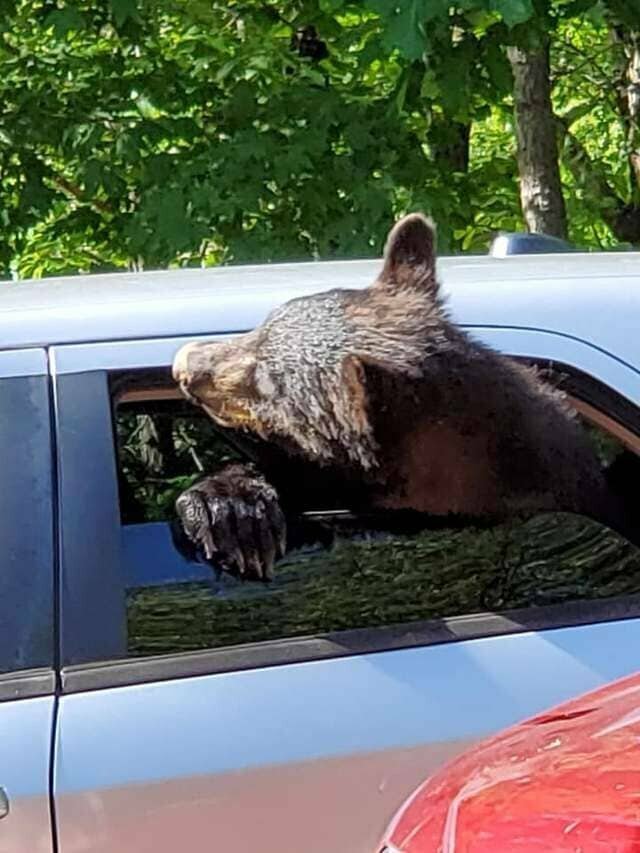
0;349;56;853
51;331;640;853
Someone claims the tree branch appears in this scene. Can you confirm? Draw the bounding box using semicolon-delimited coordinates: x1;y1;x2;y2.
51;174;113;215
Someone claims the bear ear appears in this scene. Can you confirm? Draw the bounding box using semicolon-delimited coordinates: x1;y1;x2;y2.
377;213;439;296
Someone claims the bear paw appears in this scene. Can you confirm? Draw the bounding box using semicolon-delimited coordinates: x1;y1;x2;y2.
175;463;286;581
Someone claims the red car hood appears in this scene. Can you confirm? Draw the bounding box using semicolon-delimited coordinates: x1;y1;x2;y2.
384;671;640;852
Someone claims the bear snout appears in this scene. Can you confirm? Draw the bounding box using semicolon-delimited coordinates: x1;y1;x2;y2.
173;341;218;406
173;340;219;387
173;341;199;384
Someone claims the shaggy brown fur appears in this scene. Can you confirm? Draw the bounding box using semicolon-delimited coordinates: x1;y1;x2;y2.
172;213;637;579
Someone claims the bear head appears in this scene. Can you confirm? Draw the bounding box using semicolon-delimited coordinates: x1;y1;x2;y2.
172;213;446;471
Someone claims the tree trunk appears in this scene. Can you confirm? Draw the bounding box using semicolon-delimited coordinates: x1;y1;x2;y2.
508;39;567;238
615;28;640;203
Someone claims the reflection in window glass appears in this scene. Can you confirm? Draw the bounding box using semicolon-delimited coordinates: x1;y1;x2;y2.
116;394;640;659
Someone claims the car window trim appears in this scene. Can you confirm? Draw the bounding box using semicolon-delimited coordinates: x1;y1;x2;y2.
0;347;48;378
53;369;127;665
0;668;57;703
0;358;57;675
513;358;640;439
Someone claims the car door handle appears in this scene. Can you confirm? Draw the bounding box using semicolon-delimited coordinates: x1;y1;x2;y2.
0;787;9;819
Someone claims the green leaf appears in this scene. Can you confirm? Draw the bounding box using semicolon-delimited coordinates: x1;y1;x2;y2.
366;0;449;60
110;0;137;27
385;5;425;60
420;69;440;99
485;40;513;94
603;0;640;29
300;66;327;87
154;187;193;250
83;160;102;196
215;59;238;84
423;0;453;22
45;8;86;37
557;0;599;17
490;0;534;27
464;8;502;32
561;102;595;128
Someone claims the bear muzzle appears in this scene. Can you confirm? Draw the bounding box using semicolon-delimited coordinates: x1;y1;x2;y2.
173;340;262;431
172;341;207;405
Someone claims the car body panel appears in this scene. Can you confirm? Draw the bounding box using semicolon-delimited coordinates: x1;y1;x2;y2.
55;618;640;852
54;743;465;853
471;326;640;404
0;696;55;853
380;670;640;852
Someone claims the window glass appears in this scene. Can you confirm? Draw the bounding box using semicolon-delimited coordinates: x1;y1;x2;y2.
114;374;640;659
0;374;53;673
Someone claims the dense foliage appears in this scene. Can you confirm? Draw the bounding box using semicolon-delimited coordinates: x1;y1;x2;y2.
2;0;640;279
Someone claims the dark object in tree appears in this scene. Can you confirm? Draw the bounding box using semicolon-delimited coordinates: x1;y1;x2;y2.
430;115;470;174
172;213;639;581
290;25;329;63
508;38;568;239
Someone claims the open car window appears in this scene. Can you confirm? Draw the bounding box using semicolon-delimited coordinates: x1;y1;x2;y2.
109;365;640;661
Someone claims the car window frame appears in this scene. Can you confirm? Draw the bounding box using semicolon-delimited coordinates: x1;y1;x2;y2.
53;330;640;693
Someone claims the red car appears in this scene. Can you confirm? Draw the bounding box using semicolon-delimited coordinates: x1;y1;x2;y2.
378;670;640;852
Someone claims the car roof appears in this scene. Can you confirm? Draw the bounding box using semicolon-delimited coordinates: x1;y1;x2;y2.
1;253;639;367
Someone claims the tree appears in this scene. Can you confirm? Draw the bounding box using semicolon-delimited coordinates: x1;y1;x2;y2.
0;0;544;276
508;34;567;238
2;0;639;278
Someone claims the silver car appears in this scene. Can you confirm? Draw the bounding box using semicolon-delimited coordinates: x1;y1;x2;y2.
2;249;640;852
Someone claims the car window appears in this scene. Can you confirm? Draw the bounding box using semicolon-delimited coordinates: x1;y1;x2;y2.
0;373;54;674
110;368;640;660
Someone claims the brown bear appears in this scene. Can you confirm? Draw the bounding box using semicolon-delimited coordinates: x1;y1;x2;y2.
172;213;638;580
